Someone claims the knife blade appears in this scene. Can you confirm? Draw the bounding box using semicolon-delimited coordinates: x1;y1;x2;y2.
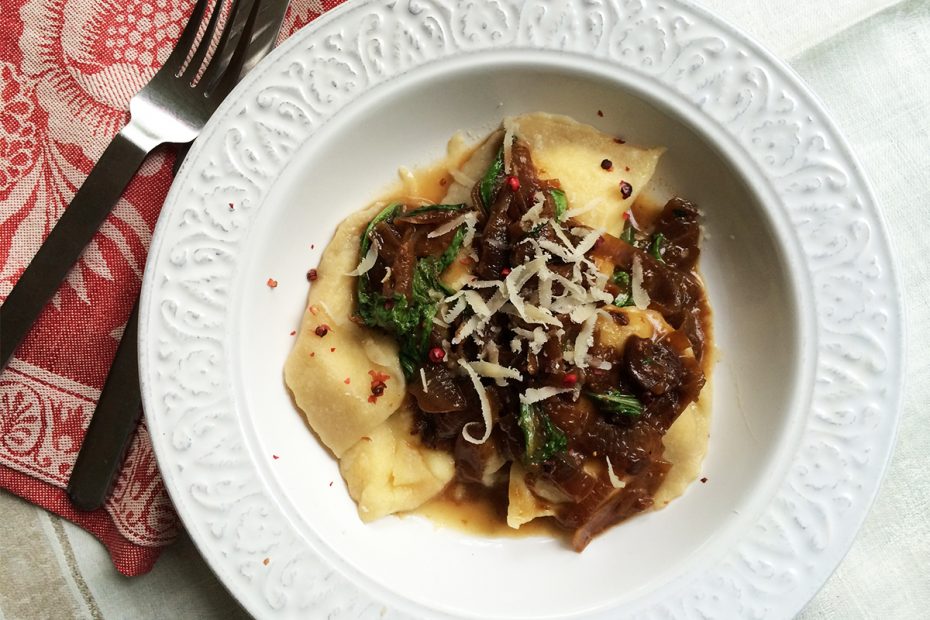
66;0;291;512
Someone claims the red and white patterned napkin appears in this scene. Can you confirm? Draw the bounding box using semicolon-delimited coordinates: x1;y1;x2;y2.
0;0;345;576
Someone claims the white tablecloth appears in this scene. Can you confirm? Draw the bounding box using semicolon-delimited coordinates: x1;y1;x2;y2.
2;0;927;617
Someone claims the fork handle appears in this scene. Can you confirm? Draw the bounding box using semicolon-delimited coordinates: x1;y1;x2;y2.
67;301;141;511
0;129;150;369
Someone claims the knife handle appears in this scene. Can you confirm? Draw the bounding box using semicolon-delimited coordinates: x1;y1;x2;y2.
0;130;149;369
67;302;142;511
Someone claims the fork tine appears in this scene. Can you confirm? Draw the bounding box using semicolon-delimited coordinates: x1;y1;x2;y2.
162;0;211;73
182;0;229;81
207;0;262;99
199;0;248;89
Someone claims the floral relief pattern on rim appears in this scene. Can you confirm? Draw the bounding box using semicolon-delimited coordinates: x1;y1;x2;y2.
138;0;903;618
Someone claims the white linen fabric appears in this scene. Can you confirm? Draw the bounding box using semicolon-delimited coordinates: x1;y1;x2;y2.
1;0;927;617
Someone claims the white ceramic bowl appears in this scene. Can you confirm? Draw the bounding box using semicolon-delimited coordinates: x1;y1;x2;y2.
139;1;904;618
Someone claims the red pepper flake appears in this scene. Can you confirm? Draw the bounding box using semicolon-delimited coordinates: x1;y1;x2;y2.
310;352;315;357
272;454;279;460
289;330;296;336
311;244;315;250
369;369;390;383
428;347;446;363
622;211;630;221
506;175;520;191
262;558;270;566
614;137;626;144
619;181;633;199
368;369;390;403
228;202;235;210
314;324;330;337
563;372;578;386
344;377;351;385
500;267;512;277
597;110;604;117
624;166;630;172
329;481;334;487
700;477;708;483
330;347;336;352
600;159;613;171
307;268;318;281
266;278;278;288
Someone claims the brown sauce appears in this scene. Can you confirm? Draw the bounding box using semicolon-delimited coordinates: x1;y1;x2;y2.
408;480;560;538
368;134;714;547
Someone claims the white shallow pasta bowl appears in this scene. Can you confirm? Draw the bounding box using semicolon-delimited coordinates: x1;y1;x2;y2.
138;1;904;618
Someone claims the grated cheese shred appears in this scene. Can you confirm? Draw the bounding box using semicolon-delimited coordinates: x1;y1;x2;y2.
459;359;493;445
346;238;380;276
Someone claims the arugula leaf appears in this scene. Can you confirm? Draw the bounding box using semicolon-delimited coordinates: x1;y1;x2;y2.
649;233;666;263
550;188;568;221
355;204;467;377
518;403;568;465
360;203;402;256
619;219;635;245
587;390;643;417
402;203;469;218
478;146;504;212
611;270;634;307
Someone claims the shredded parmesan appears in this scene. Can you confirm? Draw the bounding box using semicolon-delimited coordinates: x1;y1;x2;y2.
520;192;547;229
631;255;651;309
461;212;479;250
573;228;604;257
462;290;491;317
442;295;467;323
380;266;392;284
459;359;493;444
470;361;522;382
346;238;379;276
468;279;504;289
569;303;597;324
503;117;519;173
420;367;429;393
573;309;600;368
427;213;469;238
606;456;627;489
520;387;574;405
564;198;602;219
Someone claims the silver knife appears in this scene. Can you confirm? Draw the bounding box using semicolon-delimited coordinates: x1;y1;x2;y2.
66;0;291;512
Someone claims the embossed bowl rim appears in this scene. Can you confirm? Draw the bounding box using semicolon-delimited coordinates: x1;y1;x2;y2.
139;1;905;618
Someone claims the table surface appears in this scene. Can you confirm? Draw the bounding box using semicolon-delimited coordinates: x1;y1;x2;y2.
2;0;928;617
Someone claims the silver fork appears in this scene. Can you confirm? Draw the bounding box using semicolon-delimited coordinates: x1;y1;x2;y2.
0;0;263;369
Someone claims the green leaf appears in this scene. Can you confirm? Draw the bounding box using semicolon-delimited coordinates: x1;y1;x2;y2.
611;270;634;307
355;205;469;378
360;202;401;256
550;188;568;221
518;403;568;465
402;203;469;218
649;232;666;263
478;146;504;212
619;219;635;245
587;390;643;417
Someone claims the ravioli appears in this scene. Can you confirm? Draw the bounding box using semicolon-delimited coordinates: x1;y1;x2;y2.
286;113;711;532
284;202;406;457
